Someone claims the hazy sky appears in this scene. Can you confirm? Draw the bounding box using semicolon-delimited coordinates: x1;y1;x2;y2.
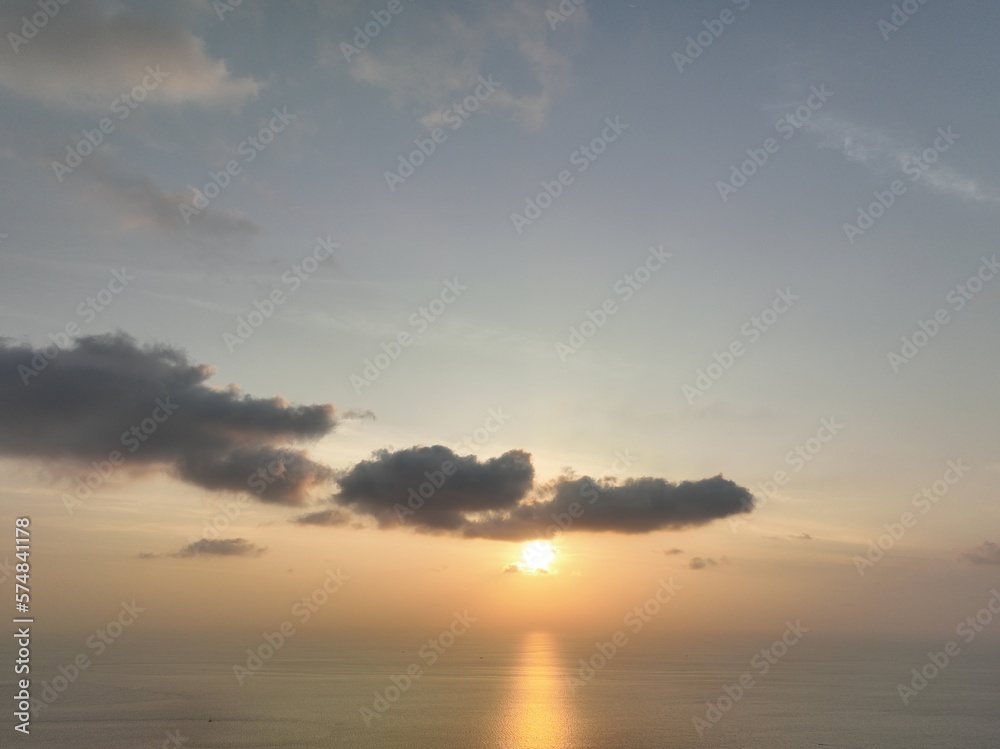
1;0;998;644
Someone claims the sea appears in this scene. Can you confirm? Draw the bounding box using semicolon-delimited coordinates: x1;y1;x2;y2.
3;632;998;748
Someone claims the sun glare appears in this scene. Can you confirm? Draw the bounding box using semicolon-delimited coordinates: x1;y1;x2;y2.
521;540;557;573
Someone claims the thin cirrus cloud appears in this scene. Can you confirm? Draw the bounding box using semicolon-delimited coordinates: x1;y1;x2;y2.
322;445;753;540
0;2;261;111
0;334;335;503
335;0;587;130
805;114;1000;205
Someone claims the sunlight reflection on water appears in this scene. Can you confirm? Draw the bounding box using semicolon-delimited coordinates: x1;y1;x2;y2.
500;631;577;749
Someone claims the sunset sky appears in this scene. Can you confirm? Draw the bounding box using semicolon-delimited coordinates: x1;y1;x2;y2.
1;0;998;647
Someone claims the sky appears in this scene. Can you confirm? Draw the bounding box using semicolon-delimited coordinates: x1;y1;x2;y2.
0;0;998;646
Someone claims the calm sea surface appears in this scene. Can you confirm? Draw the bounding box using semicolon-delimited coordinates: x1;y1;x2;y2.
4;634;998;748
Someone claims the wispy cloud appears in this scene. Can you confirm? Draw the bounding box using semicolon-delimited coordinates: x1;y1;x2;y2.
918;164;1000;205
329;0;588;130
81;157;260;237
0;2;261;111
961;540;1000;566
806;114;1000;205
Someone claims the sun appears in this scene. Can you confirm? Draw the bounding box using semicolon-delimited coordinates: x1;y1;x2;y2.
520;540;556;573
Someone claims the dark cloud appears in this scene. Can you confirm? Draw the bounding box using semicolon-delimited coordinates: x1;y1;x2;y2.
293;508;353;526
329;446;753;539
465;475;754;540
336;446;535;531
790;532;813;541
141;538;267;558
503;564;521;574
690;557;716;570
0;334;335;503
662;548;684;555
180;446;333;504
962;541;1000;566
3;334;752;530
177;538;266;557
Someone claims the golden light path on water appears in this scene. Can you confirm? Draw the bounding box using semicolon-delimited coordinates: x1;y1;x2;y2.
501;631;576;748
